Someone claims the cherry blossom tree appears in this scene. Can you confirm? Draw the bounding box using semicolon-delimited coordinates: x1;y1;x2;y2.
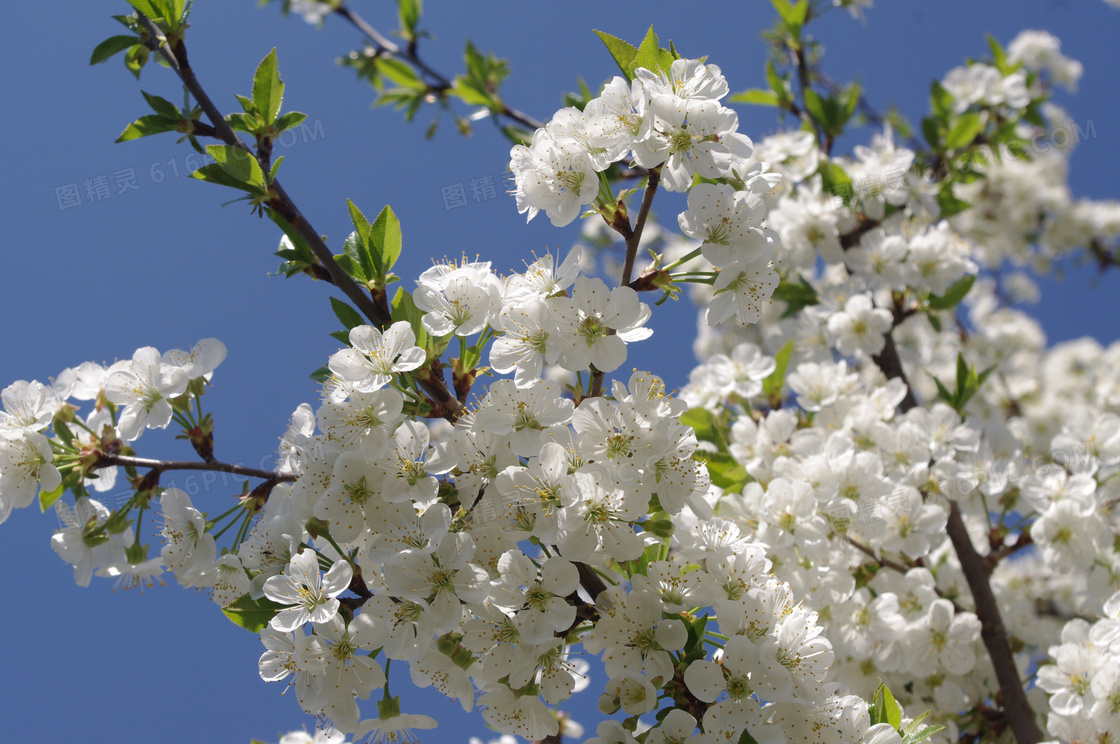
9;1;1120;743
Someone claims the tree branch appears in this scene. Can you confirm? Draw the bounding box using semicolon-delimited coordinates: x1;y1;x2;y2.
869;321;1039;744
947;501;1040;744
871;330;919;412
95;452;296;483
621;169;660;287
135;13;390;327
333;4;544;132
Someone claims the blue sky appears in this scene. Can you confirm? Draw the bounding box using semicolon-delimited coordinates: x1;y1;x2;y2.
1;1;1118;742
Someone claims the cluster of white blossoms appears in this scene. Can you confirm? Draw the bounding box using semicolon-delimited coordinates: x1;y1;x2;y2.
509;58;782;326
0;338;225;532
16;12;1120;744
1037;591;1120;743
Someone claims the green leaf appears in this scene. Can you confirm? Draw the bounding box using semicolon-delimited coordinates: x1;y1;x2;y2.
377;57;425;90
334;253;363;283
91;35;139;65
39;483;65;513
310;365;332;383
331;297;365;331
766;60;791;107
737;726;760;744
929;81;953;118
945;111;983;150
235;93;255;114
53;420;77;448
450;78;493;107
338;233;369;283
124;43;149;80
682;612;708;655
221;593;286;633
391;287;430;353
842;82;861;120
803;88;829;127
729;88;778;106
397;0;421;37
701;451;749;492
902;722;947;744
987;33;1009;74
252;48;284;125
267;209;316;275
929;372;955;408
936;182;971;218
329;329;351;345
116;114;179;142
275;111;307;133
763;340;793;401
126;0;160;17
346;200;374;275
772;275;819;317
681;408;724;452
594;30;638;77
955;353;969;398
927;274;976;310
817;161;852;203
880;684;902;730
629;26;674;78
193;144;266;194
921;116;941;149
141;90;179;118
369;205;403;274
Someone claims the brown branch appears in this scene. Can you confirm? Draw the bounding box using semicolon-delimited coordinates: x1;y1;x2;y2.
871;330;919;412
134;13;390;327
621;169;661;287
95;452;297;483
846;536;914;575
847;536;966;614
574;560;609;606
869;322;1039;744
947;502;1040;744
984;531;1033;574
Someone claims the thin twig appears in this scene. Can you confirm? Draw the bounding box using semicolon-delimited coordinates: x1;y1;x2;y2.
96;453;296;482
621;169;660;287
334;4;543;131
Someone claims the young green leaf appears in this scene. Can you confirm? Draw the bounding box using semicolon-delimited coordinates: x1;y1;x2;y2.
398;0;422;38
116;114;180;142
629;26;674;78
193;144;266;193
341;232;371;283
124;44;149;80
369;205;403;274
594;30;639;76
141;91;179;119
729;89;779;106
772;275;819;317
252;48;284;126
330;297;365;331
927;274;976;310
763;340;794;402
391;287;430;353
945;112;983;151
91;35;139;65
221;594;285;633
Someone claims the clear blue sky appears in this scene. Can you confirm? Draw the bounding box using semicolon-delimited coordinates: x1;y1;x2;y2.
1;2;1118;742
